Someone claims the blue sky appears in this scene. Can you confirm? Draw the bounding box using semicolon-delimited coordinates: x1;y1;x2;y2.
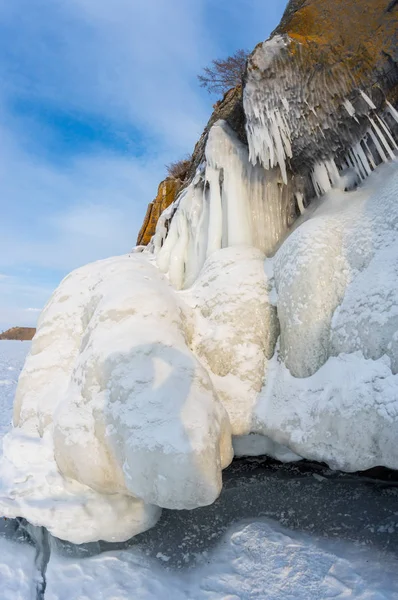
0;0;287;330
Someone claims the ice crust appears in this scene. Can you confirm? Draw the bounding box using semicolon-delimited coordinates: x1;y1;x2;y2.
1;101;398;542
154;121;295;289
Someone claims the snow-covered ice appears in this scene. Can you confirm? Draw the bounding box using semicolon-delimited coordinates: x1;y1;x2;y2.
0;536;37;600
45;519;398;600
0;341;30;450
0;341;38;599
44;458;398;599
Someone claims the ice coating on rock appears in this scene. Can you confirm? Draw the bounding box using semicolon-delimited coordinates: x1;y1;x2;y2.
251;163;398;471
155;120;295;289
244;33;398;188
182;246;279;435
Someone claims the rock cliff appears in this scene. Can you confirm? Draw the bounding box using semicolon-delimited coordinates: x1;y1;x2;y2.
136;178;183;246
137;0;397;242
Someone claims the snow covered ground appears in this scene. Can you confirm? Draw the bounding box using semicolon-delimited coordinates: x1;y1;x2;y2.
1;341;398;599
0;341;37;600
0;341;30;450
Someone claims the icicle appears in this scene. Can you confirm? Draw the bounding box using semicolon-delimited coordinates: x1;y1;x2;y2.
168;212;189;290
368;128;389;163
205;167;223;258
387;102;398;125
376;114;398;149
363;139;377;170
343;99;356;118
312;163;333;196
296;192;305;215
360;90;376;110
353;143;372;177
156;209;180;273
369;117;395;160
349;148;366;180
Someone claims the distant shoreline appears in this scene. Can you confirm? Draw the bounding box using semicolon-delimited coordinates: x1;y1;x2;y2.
0;327;36;341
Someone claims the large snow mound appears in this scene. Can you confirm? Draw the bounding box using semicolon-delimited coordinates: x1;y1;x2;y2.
253;162;398;471
0;255;232;542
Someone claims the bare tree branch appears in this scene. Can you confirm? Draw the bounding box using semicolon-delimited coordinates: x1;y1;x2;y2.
197;49;249;95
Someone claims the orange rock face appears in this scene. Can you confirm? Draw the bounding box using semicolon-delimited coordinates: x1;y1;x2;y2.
135;0;397;244
278;0;397;87
136;178;183;246
245;0;397;173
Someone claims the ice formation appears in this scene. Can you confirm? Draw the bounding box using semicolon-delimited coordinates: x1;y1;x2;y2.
182;246;279;435
244;35;398;193
0;256;233;541
1;28;398;543
154;121;295;289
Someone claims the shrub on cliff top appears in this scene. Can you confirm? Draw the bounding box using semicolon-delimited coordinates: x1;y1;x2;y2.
198;49;249;95
166;156;191;181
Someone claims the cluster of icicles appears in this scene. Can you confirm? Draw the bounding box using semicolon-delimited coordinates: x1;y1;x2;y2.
311;100;398;197
150;101;397;291
151;120;296;290
148;33;398;291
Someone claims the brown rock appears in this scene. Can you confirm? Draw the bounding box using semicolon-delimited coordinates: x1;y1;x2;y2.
0;327;36;341
187;85;246;180
136;0;397;242
136;178;183;246
245;0;398;175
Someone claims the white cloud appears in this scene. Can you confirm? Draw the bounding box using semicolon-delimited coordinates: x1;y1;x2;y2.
0;109;168;272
